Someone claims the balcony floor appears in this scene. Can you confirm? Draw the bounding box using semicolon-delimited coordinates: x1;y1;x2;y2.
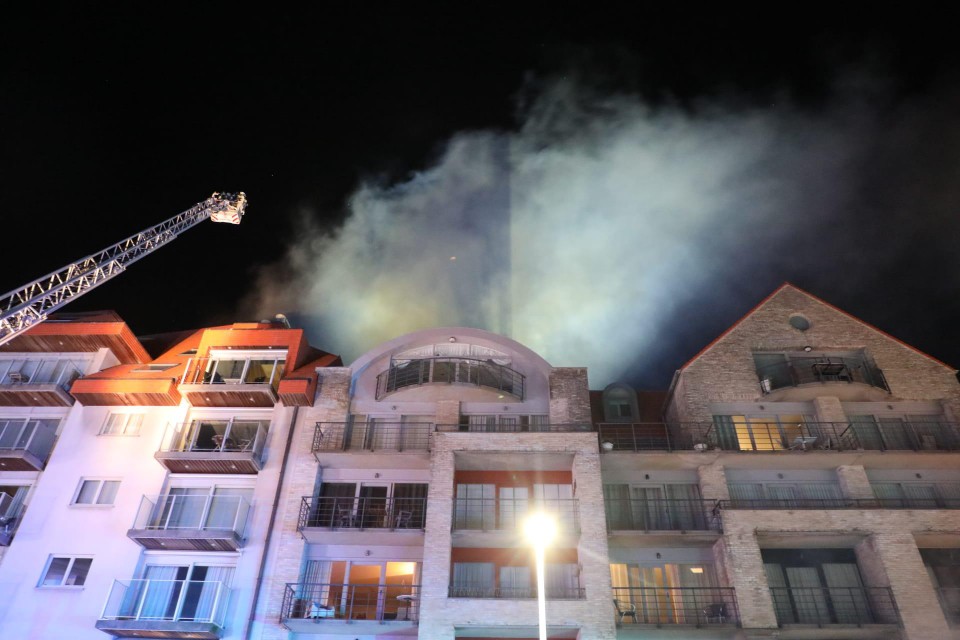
95;619;222;639
154;451;262;474
126;528;243;551
283;618;419;635
0;450;46;471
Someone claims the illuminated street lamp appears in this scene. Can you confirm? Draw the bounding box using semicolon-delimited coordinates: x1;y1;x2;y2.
524;511;557;640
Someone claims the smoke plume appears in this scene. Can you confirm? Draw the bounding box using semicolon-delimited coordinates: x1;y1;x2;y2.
247;74;960;387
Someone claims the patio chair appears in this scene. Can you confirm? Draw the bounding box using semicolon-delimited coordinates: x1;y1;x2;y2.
393;510;412;529
703;602;727;623
613;599;638;623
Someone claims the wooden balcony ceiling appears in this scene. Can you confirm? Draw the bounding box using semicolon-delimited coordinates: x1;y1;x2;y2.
0;312;150;364
0;386;74;407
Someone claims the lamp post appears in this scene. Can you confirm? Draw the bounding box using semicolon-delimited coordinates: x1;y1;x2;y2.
524;511;557;640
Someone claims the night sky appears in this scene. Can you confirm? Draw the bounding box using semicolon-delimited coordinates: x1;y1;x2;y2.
3;7;960;388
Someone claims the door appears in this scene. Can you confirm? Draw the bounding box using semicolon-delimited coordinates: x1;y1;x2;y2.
205;487;253;531
317;483;357;527
499;486;528;529
535;484;574;529
359;485;388;528
455;484;494;529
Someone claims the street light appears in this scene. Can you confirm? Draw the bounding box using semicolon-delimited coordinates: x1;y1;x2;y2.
524;511;557;640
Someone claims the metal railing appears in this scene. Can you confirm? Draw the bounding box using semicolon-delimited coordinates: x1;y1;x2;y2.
159;419;268;456
722;498;960;510
131;494;250;537
436;422;593;433
298;496;426;530
598;421;960;453
313;422;432;452
770;586;900;626
0;493;25;545
0;418;58;461
936;587;960;626
282;583;420;622
612;587;739;625
605;499;721;531
180;355;284;389
449;583;585;599
451;498;579;532
756;354;889;394
99;579;230;626
375;357;525;400
0;358;84;390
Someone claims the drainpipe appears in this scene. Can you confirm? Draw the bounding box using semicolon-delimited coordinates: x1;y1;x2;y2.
244;404;299;640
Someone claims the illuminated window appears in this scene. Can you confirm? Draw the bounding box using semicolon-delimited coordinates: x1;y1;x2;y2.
72;479;120;506
39;556;92;587
100;413;143;436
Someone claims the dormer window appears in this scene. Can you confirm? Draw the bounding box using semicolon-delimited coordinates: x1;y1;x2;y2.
602;384;639;423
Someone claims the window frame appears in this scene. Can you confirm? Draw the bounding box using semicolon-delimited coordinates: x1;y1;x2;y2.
38;555;93;588
99;412;144;436
71;478;121;507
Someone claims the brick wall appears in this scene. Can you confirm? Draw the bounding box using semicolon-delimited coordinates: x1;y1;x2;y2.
549;368;592;425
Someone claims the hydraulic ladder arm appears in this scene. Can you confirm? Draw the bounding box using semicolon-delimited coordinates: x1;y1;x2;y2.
0;192;247;347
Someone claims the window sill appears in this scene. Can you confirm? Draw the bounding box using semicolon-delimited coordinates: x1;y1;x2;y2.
69;504;115;509
36;585;85;590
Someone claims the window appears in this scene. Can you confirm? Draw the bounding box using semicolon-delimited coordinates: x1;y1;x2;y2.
39;556;92;587
602;384;638;423
72;479;120;506
100;413;143;436
131;363;177;373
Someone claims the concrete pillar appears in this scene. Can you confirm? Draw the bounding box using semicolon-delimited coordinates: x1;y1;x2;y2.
836;465;875;501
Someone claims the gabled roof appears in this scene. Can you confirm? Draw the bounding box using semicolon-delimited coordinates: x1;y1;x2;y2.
679;282;955;372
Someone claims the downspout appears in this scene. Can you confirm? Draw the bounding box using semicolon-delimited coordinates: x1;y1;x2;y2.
244;404;299;640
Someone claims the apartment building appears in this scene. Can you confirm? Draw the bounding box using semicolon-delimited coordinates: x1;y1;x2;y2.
0;312;340;639
2;283;959;640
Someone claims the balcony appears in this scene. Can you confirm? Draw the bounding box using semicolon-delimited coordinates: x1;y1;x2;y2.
126;494;249;551
448;583;585;599
437;422;593;433
937;588;960;626
281;582;420;631
605;499;721;532
375;356;524;400
770;586;900;627
722;497;960;510
452;498;579;534
755;353;890;400
0;418;58;471
612;587;739;626
298;496;425;544
0;492;24;546
0;359;83;406
96;579;230;639
313;421;432;453
598;420;960;453
179;356;284;407
155;420;268;474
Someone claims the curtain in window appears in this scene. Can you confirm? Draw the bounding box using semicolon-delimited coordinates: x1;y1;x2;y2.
822;563;867;623
393;483;428;528
500;566;532;598
631;486;667;529
797;483;844;507
2;486;28;519
907;415;950;449
665;484;703;529
711;416;740;451
206;488;252;530
604;485;631;529
878;418;913;450
138;565;182;620
452;563;494;597
729;483;764;508
764;563;795;623
903;484;939;508
156;488;206;529
849;415;883;450
785;567;830;623
545;563;579;598
192;566;235;622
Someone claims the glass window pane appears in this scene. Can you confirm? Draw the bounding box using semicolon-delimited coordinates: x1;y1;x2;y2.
42;557;70;585
97;481;120;505
76;480;99;504
66;558;92;586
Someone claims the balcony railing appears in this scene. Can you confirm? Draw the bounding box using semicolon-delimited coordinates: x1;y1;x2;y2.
97;579;229;638
936;587;960;626
722;498;960;510
0;418;58;470
605;499;721;531
282;583;420;622
612;587;739;625
180;356;285;389
449;583;585;599
0;358;85;389
756;354;890;394
314;422;432;452
375;357;525;400
0;493;25;546
770;586;900;626
161;419;268;455
129;494;249;547
436;422;593;433
598;421;960;453
299;496;426;530
451;498;579;533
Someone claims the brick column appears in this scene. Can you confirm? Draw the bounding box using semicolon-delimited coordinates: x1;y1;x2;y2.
697;461;730;501
549;368;591;424
718;515;779;630
812;395;847;423
836;465;875;500
865;532;951;639
417;438;456;640
436;400;460;427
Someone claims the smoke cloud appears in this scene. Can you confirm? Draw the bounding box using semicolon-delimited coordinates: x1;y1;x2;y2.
247;74;960;387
